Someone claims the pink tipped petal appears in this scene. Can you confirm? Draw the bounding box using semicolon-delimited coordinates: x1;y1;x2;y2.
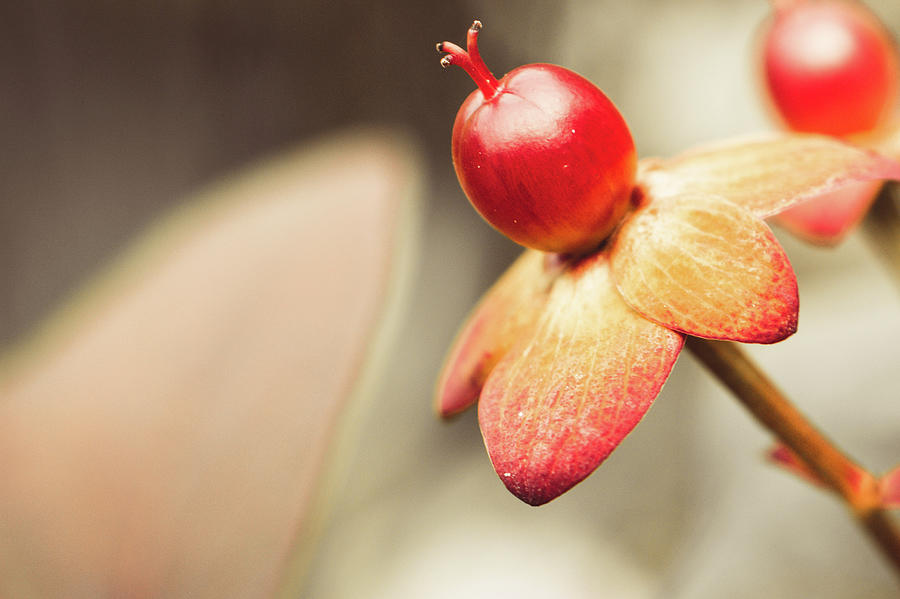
477;254;684;506
638;133;900;218
435;250;561;417
767;445;827;488
610;193;799;344
772;180;883;246
881;465;900;509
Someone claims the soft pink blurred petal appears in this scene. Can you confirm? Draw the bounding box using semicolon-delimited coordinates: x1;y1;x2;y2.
770;122;900;246
610;193;798;344
638;133;900;218
772;181;883;246
435;250;561;417
478;253;684;506
0;129;418;597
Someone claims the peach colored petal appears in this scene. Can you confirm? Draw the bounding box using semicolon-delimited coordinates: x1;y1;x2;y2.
477;253;684;506
610;193;798;344
638;133;900;218
772;180;883;246
435;250;562;417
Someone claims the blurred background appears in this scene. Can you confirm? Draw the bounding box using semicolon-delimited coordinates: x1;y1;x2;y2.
2;0;900;597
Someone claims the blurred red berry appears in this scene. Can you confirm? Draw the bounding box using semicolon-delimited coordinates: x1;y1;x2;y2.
762;0;899;136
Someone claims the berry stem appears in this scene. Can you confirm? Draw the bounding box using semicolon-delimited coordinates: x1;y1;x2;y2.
437;22;500;99
686;337;900;578
466;21;500;94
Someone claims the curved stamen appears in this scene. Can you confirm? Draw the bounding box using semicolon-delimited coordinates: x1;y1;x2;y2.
436;41;482;81
436;23;501;98
466;20;500;93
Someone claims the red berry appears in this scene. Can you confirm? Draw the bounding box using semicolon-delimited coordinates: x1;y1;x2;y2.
761;0;900;136
437;21;637;254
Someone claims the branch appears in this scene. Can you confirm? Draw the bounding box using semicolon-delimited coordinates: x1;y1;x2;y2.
863;183;900;290
686;336;900;576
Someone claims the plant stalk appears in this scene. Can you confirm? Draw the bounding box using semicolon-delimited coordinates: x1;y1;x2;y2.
863;183;900;290
686;336;900;577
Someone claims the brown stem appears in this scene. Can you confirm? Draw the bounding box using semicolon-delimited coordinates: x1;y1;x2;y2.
686;336;900;576
862;184;900;290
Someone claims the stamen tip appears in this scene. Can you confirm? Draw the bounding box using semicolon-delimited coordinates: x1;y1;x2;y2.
440;55;453;69
471;20;483;31
436;42;444;53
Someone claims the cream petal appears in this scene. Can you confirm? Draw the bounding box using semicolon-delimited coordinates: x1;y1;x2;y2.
638;133;900;218
610;193;798;344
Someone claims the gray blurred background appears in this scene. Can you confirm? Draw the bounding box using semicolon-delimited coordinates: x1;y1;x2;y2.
3;1;900;597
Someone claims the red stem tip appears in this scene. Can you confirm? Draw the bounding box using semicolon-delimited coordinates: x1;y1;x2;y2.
436;20;500;98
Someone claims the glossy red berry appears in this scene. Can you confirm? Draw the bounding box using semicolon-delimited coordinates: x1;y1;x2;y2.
761;0;900;136
437;21;637;255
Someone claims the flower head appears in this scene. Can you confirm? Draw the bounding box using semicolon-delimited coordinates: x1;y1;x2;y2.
437;133;900;505
435;20;900;506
